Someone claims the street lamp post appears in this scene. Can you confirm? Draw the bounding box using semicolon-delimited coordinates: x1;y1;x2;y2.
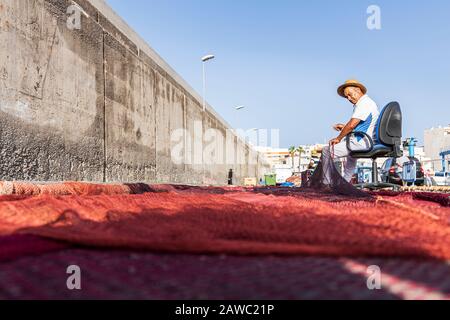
249;128;260;147
233;106;246;138
201;54;215;112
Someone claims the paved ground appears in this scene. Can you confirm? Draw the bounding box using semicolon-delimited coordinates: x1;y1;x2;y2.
0;248;449;300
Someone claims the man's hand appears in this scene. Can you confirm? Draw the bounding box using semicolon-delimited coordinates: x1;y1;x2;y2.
333;124;345;132
331;118;361;146
329;138;342;146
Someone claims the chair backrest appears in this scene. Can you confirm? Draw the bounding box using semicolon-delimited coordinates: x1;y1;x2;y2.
375;102;402;146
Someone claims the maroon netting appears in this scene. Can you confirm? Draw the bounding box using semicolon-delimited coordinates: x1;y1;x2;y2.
302;150;372;199
0;149;448;261
0;235;69;263
0;187;448;259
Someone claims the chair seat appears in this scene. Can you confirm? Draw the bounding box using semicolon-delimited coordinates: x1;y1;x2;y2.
350;144;393;159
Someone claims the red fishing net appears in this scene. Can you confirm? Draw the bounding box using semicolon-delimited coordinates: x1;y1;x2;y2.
1;248;449;300
0;181;138;196
302;149;372;198
0;152;448;261
0;235;70;263
0;183;448;260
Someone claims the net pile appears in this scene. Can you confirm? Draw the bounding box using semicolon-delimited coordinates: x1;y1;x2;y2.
302;150;373;198
0;185;448;260
0;152;373;198
0;153;448;260
0;181;164;196
1;248;449;300
401;186;450;193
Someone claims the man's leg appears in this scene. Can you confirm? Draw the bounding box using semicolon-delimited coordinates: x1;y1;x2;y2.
343;155;357;182
320;145;334;185
321;140;354;184
344;137;373;182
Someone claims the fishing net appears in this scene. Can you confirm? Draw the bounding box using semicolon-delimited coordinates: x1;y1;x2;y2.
0;181;161;196
1;246;450;300
0;152;370;198
302;147;372;199
0;235;69;263
0;186;448;260
0;151;448;260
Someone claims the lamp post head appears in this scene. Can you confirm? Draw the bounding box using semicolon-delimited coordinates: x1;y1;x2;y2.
202;55;215;62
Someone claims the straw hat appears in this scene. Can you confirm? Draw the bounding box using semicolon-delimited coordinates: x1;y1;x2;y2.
337;79;367;98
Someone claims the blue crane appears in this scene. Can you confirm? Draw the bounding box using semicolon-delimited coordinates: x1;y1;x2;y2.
403;138;418;157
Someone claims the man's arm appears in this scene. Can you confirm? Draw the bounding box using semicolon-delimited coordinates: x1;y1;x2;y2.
329;118;361;146
333;124;346;132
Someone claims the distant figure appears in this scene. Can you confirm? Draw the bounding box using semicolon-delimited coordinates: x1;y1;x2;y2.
321;80;380;183
425;169;433;187
228;169;234;185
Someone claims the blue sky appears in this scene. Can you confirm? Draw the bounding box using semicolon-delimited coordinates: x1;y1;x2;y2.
106;0;450;147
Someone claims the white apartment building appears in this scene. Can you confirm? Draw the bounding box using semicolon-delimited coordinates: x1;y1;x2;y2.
424;126;450;171
256;145;325;175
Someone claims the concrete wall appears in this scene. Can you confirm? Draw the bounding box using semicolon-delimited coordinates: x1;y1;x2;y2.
0;0;270;184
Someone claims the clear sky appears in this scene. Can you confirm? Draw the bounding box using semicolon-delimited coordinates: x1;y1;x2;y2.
106;0;450;147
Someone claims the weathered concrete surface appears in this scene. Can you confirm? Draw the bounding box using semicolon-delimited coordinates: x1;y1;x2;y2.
0;0;105;181
0;0;270;185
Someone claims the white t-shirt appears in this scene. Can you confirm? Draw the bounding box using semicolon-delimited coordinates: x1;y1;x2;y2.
352;95;380;140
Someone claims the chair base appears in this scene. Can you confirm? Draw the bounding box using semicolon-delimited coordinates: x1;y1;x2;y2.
353;158;401;191
354;182;401;191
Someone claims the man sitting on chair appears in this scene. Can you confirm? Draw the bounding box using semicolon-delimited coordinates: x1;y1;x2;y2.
322;79;380;183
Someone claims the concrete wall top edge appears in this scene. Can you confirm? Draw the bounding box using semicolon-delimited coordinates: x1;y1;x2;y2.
85;0;252;148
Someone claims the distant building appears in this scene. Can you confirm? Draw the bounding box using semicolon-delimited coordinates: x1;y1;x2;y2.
255;145;325;180
255;147;291;168
424;126;450;171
